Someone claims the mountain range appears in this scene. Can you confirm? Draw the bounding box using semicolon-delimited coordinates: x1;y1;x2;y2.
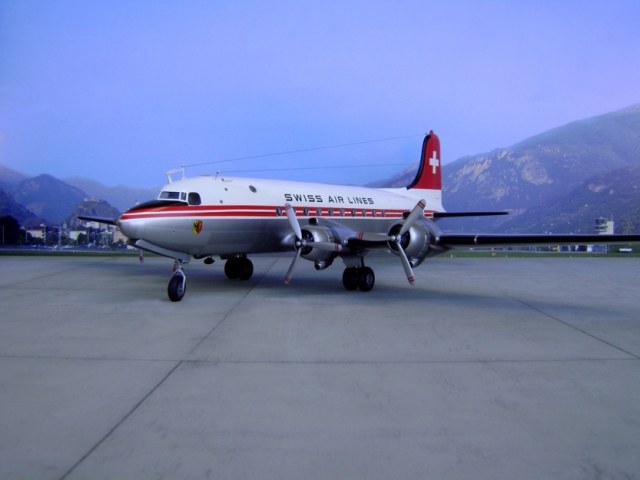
0;167;134;227
374;104;640;233
1;103;639;233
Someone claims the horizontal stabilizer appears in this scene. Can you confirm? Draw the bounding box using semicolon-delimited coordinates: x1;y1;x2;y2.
77;215;118;226
438;233;640;248
433;211;508;219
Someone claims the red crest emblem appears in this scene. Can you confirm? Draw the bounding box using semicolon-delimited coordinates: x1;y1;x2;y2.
192;220;203;235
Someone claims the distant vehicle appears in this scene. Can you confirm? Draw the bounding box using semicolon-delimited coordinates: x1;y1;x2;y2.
81;131;640;301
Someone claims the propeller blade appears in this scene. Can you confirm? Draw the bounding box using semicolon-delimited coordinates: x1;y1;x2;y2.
285;203;302;240
396;241;416;285
399;199;426;236
284;248;302;284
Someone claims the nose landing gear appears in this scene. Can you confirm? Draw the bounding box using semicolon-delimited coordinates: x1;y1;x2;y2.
168;264;186;302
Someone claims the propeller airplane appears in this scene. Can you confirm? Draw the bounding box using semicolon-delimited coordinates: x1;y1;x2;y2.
81;131;640;301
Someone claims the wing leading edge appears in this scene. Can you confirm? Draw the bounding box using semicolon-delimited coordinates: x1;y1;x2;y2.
437;233;640;248
77;215;118;226
432;211;508;219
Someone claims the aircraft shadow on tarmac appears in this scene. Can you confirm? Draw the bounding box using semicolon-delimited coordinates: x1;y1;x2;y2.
105;257;629;327
106;256;469;302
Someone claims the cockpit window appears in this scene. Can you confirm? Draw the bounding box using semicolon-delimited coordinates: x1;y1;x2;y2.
188;192;201;205
159;191;181;200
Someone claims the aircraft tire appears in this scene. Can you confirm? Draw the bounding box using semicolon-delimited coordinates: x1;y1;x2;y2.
342;267;359;291
224;259;239;279
357;267;375;292
238;259;254;281
168;271;186;302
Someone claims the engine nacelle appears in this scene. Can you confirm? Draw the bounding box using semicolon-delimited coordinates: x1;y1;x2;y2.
300;225;338;266
387;219;433;266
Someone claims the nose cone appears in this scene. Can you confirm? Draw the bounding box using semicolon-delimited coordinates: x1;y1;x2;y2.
119;214;145;240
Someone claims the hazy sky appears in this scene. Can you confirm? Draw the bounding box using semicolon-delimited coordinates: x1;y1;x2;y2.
1;1;639;188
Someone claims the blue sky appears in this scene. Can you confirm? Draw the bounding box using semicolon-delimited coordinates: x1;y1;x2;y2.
1;1;639;188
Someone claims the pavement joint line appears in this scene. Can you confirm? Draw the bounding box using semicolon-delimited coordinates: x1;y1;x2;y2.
182;357;640;366
1;353;636;365
512;296;640;360
57;360;184;480
187;257;280;355
0;354;180;363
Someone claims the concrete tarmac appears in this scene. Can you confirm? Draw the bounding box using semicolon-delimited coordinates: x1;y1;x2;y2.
1;254;639;479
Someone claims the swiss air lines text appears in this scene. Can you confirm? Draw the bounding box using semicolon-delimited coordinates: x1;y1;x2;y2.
284;193;375;205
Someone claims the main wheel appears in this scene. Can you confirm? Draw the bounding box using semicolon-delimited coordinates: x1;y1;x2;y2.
237;258;254;280
224;258;239;279
357;267;375;292
168;271;186;302
225;258;254;280
342;267;359;291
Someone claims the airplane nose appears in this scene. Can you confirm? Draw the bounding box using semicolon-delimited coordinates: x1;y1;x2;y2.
119;217;145;240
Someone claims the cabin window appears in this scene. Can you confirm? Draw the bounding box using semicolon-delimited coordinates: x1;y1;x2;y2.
328;208;334;216
188;192;201;205
276;207;283;216
249;185;257;193
303;207;309;216
351;208;357;217
159;191;181;200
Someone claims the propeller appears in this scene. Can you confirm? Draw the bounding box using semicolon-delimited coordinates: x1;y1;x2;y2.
399;199;426;237
285;203;303;241
356;199;426;285
284;204;343;284
284;245;302;284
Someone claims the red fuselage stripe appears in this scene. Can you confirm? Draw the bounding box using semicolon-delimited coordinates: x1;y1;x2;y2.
120;205;436;221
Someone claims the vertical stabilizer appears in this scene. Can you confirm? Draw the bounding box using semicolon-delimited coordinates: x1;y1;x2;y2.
407;131;441;191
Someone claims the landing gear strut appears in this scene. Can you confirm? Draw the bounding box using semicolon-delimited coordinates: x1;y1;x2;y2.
224;256;254;281
342;266;375;292
167;263;186;302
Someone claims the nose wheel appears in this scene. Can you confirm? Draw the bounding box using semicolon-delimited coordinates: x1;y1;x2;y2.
168;268;186;302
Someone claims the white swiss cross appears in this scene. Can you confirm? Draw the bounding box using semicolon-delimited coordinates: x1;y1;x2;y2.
429;150;440;175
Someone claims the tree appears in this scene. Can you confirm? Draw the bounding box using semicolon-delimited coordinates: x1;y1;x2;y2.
0;216;20;245
77;232;88;245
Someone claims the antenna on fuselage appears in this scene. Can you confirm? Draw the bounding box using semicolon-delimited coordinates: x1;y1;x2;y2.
165;166;186;184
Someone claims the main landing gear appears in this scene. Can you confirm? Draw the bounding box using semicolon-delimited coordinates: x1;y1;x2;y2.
341;256;375;292
224;256;254;281
342;266;375;292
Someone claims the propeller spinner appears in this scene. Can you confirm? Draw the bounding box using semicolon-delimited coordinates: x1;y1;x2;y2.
356;199;426;285
284;204;343;284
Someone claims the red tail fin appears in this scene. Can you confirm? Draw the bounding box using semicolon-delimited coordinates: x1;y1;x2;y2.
407;131;441;190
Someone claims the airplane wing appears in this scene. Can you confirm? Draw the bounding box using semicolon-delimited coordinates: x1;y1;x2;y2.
437;233;640;248
432;211;508;218
77;215;118;226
